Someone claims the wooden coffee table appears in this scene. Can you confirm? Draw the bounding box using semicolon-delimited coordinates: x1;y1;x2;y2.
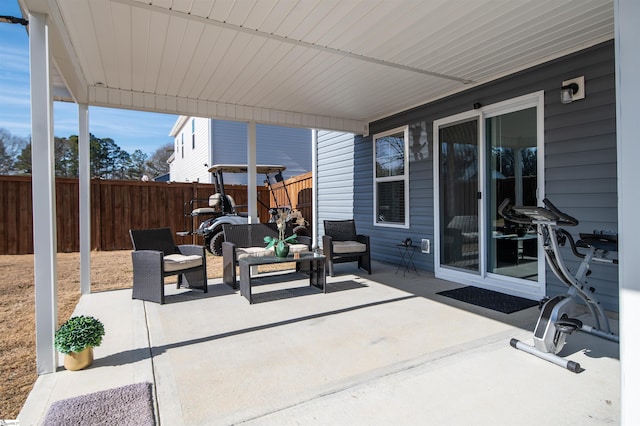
238;252;326;304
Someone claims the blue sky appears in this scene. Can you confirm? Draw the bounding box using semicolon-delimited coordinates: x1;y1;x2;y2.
0;0;178;156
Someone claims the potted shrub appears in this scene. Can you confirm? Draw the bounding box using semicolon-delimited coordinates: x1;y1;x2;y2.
264;208;298;258
54;315;105;371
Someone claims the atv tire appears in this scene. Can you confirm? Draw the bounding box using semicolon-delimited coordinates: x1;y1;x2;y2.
209;230;225;256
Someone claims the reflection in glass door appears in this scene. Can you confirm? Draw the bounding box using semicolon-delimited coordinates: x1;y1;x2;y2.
486;108;538;281
439;119;479;273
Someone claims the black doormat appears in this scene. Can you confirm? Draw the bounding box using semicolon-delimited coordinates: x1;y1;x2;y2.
437;286;538;314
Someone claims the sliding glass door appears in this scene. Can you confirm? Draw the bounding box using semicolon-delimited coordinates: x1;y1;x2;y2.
486;107;539;281
438;119;480;273
435;93;544;299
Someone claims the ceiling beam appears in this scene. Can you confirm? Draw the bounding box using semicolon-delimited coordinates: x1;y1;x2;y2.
89;86;368;134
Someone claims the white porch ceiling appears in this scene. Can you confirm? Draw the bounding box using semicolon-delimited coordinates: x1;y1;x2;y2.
21;0;613;134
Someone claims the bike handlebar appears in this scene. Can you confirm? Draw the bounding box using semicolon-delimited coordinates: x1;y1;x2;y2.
542;198;579;226
497;198;532;225
498;198;579;227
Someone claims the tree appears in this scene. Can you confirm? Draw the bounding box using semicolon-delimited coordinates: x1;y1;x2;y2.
0;128;28;175
145;143;173;178
2;127;164;181
112;148;132;180
55;136;78;177
89;134;110;178
14;142;31;175
90;134;131;179
127;149;148;180
0;139;12;174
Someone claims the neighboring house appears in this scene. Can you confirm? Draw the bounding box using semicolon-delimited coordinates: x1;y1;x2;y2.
317;40;619;312
168;117;312;185
153;173;170;182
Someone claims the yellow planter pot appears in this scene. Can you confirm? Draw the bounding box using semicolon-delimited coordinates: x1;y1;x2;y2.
63;347;94;371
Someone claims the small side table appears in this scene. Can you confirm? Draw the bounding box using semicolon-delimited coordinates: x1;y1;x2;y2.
396;244;418;276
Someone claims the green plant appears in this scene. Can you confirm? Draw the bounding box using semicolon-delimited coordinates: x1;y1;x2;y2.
264;233;298;250
264;208;298;251
54;315;105;354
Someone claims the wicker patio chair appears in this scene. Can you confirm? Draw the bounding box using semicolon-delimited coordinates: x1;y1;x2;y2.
129;227;207;304
322;219;371;277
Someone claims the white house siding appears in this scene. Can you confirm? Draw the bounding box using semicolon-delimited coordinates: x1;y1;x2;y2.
211;120;312;185
357;40;618;311
170;117;210;182
316;130;355;247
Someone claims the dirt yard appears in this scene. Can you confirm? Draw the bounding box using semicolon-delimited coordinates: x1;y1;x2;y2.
0;250;228;419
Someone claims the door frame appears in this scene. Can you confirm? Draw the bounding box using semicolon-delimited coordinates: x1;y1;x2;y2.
433;91;546;300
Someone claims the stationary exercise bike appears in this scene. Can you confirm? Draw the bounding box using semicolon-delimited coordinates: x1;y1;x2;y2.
498;198;619;372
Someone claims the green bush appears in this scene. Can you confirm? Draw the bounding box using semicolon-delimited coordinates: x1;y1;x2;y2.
54;315;105;354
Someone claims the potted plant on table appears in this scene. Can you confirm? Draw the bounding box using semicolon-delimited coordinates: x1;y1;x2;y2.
54;315;105;371
264;208;298;258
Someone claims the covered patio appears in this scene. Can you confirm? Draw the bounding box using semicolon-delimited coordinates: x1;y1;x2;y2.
20;261;619;425
13;0;640;423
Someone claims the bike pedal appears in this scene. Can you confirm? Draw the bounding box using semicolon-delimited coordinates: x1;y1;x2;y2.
555;318;583;334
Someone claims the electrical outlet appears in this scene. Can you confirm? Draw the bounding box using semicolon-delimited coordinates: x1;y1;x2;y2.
421;238;430;254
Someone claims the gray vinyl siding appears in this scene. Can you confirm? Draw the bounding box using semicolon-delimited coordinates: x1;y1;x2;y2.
317;131;355;243
359;40;618;311
211;120;312;185
211;120;246;175
352;129;434;270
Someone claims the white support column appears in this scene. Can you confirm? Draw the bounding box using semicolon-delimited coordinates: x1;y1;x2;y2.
247;121;258;223
79;104;91;295
29;12;58;375
311;129;319;249
616;0;640;423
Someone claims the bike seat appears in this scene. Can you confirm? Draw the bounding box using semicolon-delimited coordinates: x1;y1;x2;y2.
577;231;618;252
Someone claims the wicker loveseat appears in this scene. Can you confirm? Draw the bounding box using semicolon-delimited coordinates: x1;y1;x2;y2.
322;219;371;277
222;223;311;289
129;227;207;304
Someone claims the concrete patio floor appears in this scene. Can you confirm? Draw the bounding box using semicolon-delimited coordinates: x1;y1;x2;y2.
19;261;620;425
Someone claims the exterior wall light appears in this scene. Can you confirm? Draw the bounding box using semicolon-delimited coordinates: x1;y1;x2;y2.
561;84;579;104
561;76;585;104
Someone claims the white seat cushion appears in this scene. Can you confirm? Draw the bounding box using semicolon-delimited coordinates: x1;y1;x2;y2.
236;247;274;260
289;244;309;253
236;244;308;260
332;241;367;254
191;207;217;216
164;254;203;272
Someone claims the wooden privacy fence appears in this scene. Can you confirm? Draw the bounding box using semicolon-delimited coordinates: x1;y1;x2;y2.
0;174;313;255
268;171;313;226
